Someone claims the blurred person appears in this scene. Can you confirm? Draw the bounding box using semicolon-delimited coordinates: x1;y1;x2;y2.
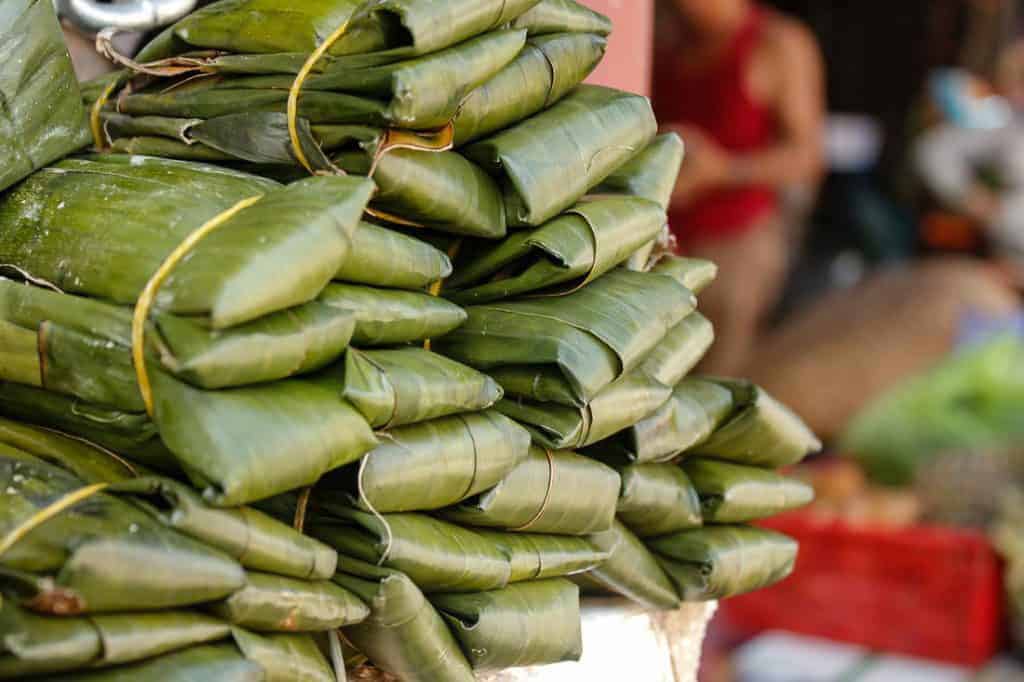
653;0;825;376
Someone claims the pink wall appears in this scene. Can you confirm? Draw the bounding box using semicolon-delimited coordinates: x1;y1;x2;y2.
582;0;655;96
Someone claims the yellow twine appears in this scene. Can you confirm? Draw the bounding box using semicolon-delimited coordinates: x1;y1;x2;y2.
0;484;109;558
89;80;119;151
293;487;313;532
357;454;393;566
510;449;556;532
131;196;263;417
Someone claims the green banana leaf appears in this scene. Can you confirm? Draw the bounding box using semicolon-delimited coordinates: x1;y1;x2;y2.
444;197;666;304
229;630;336;682
208;571;368;632
443;447;620;535
0;156;374;329
592;378;735;464
0;0;90;194
594;134;685;211
137;0;540;62
649;526;798;601
31;643;263;682
496;371;672;450
0;602;229;678
0;416;141;484
453;32;607;146
335;347;502;429
334;555;475;682
310;508;511;592
149;369;379;506
602;457;703;538
466;85;657;226
319;410;530;513
681;459;815;523
474;530;609;583
512;0;613;36
635;312;715;388
576;520;680;610
0;450;246;614
651;256;719;295
430;579;582;670
111;477;338;580
319;282;465;346
436;268;697;405
691;380;822;468
1;277;357;398
335;222;451;290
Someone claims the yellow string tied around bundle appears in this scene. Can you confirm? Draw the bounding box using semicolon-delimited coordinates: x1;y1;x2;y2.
0;483;109;558
131;196;264;417
89;79;120;151
510;449;556;532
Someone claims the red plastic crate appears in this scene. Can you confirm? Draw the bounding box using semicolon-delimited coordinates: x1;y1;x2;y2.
720;512;1005;667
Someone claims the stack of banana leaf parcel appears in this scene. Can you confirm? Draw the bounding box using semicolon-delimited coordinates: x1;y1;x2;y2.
0;0;825;679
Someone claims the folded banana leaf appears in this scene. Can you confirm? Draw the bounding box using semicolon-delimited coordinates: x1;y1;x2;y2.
635;312;715;388
111;477;338;580
310;508;511;592
444;198;666;304
29;642;263;682
335;222;452;290
329;347;501;429
443;447;620;535
137;0;541;63
436;268;696;405
0;602;229;678
593;134;685;211
474;530;609;583
430;579;582;670
599;456;703;538
691;380;822;468
334;555;475;682
649;526;798;601
453;32;607;146
0;156;374;329
318;282;465;346
651;256;719;296
229;630;336;682
681;459;815;523
1;277;357;398
576;520;680;610
592;378;735;464
0;416;141;485
466;85;658;226
319;411;530;513
208;571;368;632
0;0;90;194
496;371;672;449
0;449;246;614
512;0;613;36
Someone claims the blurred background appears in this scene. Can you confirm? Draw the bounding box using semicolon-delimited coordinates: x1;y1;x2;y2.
57;0;1024;679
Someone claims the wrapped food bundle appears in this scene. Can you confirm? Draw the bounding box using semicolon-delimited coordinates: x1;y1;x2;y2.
0;0;829;678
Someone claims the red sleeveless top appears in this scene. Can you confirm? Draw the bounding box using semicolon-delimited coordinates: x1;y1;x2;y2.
653;7;778;249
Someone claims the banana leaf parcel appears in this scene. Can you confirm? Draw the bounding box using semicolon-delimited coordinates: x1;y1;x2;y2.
335;347;502;428
430;579;582;670
474;530;609;583
443;447;620;536
208;571;368;632
335;222;452;290
436;268;697;406
452;32;608;146
512;0;613;36
0;604;230;679
318;282;466;346
334;556;475;682
0;156;373;329
650;526;799;601
0;449;246;614
0;0;90;194
465;85;658;226
444;197;666;304
681;459;815;523
607;459;703;538
319;411;530;513
651;256;719;295
310;508;511;592
576;520;680;611
690;380;822;468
